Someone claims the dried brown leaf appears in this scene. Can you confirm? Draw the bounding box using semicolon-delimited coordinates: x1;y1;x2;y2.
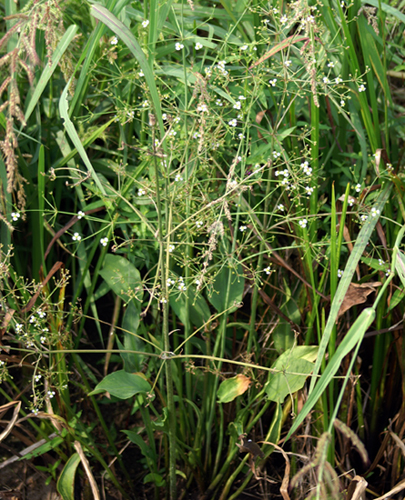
338;282;381;317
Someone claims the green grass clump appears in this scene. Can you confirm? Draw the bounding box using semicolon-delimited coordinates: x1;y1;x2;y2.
0;0;405;498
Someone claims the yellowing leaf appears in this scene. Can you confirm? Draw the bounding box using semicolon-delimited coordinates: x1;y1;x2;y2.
217;374;251;403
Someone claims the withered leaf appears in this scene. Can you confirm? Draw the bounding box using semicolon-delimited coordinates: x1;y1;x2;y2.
338;282;381;318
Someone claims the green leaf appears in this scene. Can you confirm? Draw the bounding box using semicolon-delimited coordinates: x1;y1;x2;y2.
217;374;251;403
285;308;376;441
99;254;143;303
388;288;405;312
57;453;81;500
265;347;317;403
170;285;211;328
395;250;405;290
25;25;78;123
22;434;65;460
118;302;143;372
90;4;165;138
208;264;245;313
59;81;107;198
143;473;166;487
123;430;155;461
309;184;391;394
88;370;151;399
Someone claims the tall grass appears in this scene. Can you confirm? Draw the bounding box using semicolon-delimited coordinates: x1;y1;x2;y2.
0;0;405;498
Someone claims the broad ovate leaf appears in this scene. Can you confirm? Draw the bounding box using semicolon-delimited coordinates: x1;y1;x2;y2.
217;374;251;403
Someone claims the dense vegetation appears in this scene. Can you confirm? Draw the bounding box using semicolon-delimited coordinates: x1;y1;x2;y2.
1;0;405;498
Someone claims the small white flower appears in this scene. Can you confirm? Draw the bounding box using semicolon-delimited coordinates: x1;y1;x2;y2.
240;44;249;51
138;188;146;196
195;279;201;285
169;129;177;137
142;20;149;28
34;374;42;382
340;100;345;106
72;232;81;241
100;237;108;247
205;67;212;77
196;221;203;228
197;103;208;113
238;133;245;139
355;183;361;192
299;219;308;228
215;99;223;106
175;174;183;182
162;113;168;120
229;180;238;189
264;266;272;275
337;269;344;278
15;323;23;333
335;76;343;84
307;15;315;23
40;336;46;343
175;42;184;51
142;100;149;108
167;278;175;286
178;282;187;291
348;197;355;206
111;36;118;45
386;269;391;277
169;244;175;253
239;96;246;100
77;211;85;219
370;207;380;217
0;360;4;366
138;70;144;77
323;76;329;84
195;42;203;50
160;297;167;303
239;225;247;232
193;132;201;139
277;204;284;211
358;84;366;92
378;258;384;266
11;212;20;222
305;186;314;195
37;309;46;318
273;151;281;158
327;61;335;68
233;101;241;110
217;60;226;68
280;15;288;24
360;214;368;222
47;390;56;399
32;408;39;415
284;60;292;67
269;78;277;87
229;119;237;127
174;116;181;123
